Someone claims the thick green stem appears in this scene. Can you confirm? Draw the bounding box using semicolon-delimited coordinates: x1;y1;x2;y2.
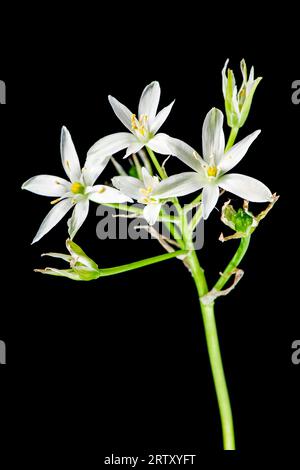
98;249;187;277
225;127;239;152
146;146;167;179
187;249;235;450
214;236;251;292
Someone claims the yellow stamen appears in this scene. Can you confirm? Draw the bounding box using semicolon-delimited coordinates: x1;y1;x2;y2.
50;197;61;205
97;186;106;193
131;113;148;136
207;166;217;177
140;186;153;196
139;186;153;204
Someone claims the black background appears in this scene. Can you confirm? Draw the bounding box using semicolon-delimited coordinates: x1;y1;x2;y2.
1;7;299;463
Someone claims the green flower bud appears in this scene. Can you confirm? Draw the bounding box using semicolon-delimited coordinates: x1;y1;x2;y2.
35;239;100;281
222;59;262;129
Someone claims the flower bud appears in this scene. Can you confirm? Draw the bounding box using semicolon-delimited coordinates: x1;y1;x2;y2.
222;59;262;129
35;239;100;281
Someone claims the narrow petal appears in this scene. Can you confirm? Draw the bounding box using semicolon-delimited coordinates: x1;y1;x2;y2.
41;252;72;262
218;174;272;202
82;154;111;186
143;203;162;226
32;198;73;244
219;130;261;173
150;100;175;134
88;185;133;204
35;268;81;280
202;108;225;163
202;184;220;220
222;59;229;97
112;175;144;200
152;172;205;198
168;137;205;173
147;133;172;155
138;81;161;123
124;142;144;159
141;167;153;188
60;126;82;182
22;175;70;197
87;132;138;158
108;95;133;131
68;199;90;239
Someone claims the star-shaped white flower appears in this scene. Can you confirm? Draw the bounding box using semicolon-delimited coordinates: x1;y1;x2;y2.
112;167;200;226
87;81;174;165
157;108;272;219
22;127;132;243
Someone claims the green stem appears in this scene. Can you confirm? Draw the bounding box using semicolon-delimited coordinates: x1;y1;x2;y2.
132;154;143;180
189;205;203;231
98;249;187;277
146;146;167;179
225;127;239;152
102;203;144;215
214;236;251;292
187;249;236;450
184;193;202;213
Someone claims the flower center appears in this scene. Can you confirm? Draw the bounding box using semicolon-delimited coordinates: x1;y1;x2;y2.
207;166;217;177
131;114;148;136
139;186;153;204
71;182;85;194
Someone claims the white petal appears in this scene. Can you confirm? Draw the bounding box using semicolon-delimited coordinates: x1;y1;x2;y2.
219;130;261;174
222;59;229;97
112;176;144;200
143;203;162;226
138;81;161;123
141;167;153;188
60;126;82;182
82;154;111;186
88;185;133;203
150;100;175;134
32;198;73;244
22;175;70;197
202;108;225;164
36;268;81;280
218;174;272;202
108;95;133;131
124;142;144;159
152;172;205;198
41;252;72;262
168;137;205;173
147;133;172;155
202;184;220;220
87;132;138;158
68;199;90;239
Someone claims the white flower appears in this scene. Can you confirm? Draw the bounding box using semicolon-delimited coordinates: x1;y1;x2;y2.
87;81;174;164
222;58;262;128
163;108;272;219
112;167;201;226
22;127;133;243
